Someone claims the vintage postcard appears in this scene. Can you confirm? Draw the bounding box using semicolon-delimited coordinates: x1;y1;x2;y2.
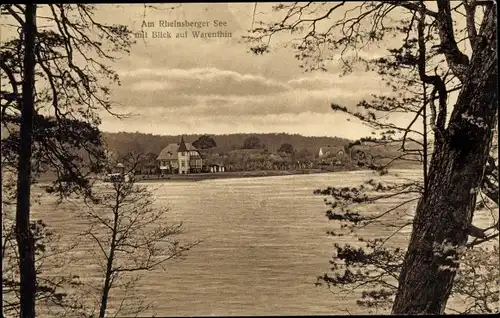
1;2;498;317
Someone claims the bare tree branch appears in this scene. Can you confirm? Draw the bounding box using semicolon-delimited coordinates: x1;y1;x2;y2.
435;0;470;82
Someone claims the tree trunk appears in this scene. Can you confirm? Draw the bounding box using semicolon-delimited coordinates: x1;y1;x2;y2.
422;83;428;197
99;186;120;318
392;6;497;315
15;4;37;318
99;247;115;318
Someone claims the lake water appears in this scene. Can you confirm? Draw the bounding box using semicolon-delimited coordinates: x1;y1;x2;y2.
24;169;495;316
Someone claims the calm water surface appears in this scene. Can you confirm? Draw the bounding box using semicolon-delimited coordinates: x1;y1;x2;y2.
30;169;493;316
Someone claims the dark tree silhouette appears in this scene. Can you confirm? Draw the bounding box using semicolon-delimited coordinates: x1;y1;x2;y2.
79;155;199;317
193;135;217;149
278;143;295;154
242;136;263;149
14;5;37;317
2;199;86;317
1;4;134;316
245;1;498;314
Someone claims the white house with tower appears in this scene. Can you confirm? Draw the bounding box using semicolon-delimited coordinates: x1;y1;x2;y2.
156;136;203;174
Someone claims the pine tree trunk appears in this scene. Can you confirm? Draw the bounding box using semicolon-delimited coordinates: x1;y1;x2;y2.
15;4;37;318
98;250;115;318
392;6;497;315
99;189;120;318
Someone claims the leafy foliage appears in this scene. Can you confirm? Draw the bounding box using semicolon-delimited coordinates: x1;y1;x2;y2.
2;177;86;316
278;143;295;154
242;136;264;149
1;3;134;198
192;135;217;150
1;3;134;315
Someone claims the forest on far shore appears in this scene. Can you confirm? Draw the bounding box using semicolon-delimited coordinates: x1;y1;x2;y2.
102;131;350;156
102;131;423;172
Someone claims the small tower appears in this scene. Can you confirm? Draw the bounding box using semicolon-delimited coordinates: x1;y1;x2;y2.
178;135;188;153
116;162;125;176
177;136;189;174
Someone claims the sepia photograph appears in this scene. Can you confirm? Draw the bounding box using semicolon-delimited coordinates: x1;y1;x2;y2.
1;2;498;317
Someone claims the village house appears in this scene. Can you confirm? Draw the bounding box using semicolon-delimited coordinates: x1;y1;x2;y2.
208;164;226;173
156;137;203;174
318;145;347;165
202;153;226;173
318;146;346;158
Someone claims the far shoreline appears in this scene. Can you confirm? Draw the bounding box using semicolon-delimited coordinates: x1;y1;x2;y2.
132;166;422;183
33;166;422;185
135;169;338;182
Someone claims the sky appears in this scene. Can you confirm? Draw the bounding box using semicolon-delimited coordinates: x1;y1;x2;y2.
2;3;453;140
90;3;408;140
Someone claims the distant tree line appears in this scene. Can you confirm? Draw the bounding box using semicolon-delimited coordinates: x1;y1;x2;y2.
103;132;423;174
102;132;351;157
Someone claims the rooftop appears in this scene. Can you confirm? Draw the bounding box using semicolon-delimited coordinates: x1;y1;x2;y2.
157;141;200;161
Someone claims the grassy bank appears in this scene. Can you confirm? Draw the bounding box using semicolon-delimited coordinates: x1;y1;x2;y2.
36;162;422;184
135;169;331;182
34;167;352;184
